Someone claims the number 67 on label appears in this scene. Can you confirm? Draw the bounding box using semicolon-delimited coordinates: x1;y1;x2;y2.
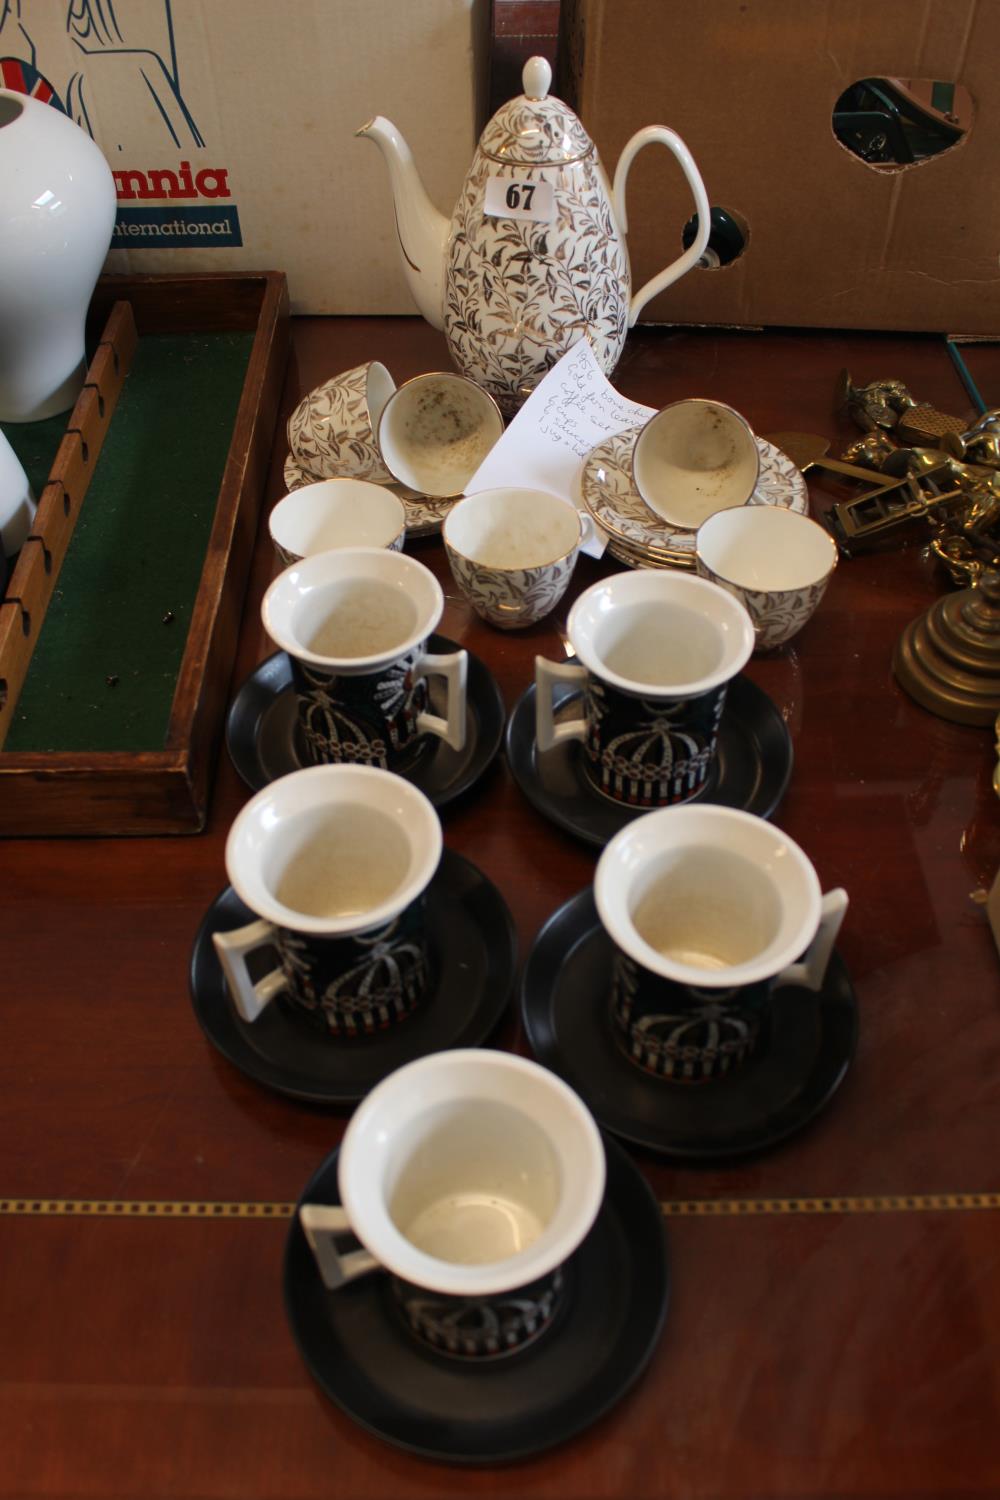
484;175;555;223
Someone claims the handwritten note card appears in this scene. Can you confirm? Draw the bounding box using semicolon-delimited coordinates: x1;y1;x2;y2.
463;339;655;558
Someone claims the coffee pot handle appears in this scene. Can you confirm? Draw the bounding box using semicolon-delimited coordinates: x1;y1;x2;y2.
299;1205;381;1290
213;919;289;1023
414;647;468;751
612;125;711;328
775;889;849;992
535;656;589;750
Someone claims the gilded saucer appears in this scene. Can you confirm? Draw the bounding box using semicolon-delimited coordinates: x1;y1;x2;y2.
581;428;807;566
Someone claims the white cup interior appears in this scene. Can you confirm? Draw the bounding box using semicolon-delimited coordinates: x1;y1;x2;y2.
443;487;581;569
378;373;504;497
596;804;821;987
338;1050;606;1296
262;547;443;669
696;505;838;592
629;846;785;970
224;764;442;937
388;1098;561;1264
568;571;754;697
268;479;405;558
633;400;760;529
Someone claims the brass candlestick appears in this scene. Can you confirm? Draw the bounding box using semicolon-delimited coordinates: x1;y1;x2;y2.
893;569;1000;726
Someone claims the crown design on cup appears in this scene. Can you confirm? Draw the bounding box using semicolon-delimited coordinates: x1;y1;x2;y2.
586;685;723;806
630;1015;757;1080
398;1267;565;1359
594;737;714;807
613;953;757;1079
275;919;428;1038
297;656;430;768
298;692;390;769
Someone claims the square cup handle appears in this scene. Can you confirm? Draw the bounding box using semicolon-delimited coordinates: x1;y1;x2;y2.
535;656;589;750
212;919;288;1023
775;889;849;993
299;1204;381;1290
414;647;468;752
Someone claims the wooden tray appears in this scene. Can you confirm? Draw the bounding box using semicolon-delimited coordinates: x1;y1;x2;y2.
0;271;289;836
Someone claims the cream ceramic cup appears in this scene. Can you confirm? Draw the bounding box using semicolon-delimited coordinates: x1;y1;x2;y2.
287;360;396;483
262;547;467;768
299;1049;605;1355
442;486;584;629
695;504;838;651
213;764;442;1037
268;478;406;565
377;371;505;499
595;804;849;1081
632;398;760;530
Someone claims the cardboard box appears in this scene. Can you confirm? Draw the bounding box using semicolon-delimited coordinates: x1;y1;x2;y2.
559;0;1000;334
0;0;488;314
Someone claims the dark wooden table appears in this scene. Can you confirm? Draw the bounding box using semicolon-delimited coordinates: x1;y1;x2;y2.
3;316;999;1498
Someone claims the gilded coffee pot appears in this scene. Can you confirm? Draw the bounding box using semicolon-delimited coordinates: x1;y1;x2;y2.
358;57;709;412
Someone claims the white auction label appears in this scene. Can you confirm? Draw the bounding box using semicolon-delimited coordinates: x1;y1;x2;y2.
483;175;555;223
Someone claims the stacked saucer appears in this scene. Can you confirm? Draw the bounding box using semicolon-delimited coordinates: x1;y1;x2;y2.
285;362;504;539
581;427;807;569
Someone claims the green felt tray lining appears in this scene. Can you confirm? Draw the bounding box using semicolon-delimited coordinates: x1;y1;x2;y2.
1;331;254;753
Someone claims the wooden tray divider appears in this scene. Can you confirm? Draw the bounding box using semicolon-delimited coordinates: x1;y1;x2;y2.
0;302;137;749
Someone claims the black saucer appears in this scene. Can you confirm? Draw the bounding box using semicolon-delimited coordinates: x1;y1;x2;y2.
189;850;517;1104
227;636;505;807
505;675;792;845
283;1133;669;1464
522;888;858;1161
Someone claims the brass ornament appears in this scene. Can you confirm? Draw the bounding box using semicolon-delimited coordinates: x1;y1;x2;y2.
826;475;971;554
836;369;916;430
827;372;1000;581
764;430;897;484
840;432;898;468
895;404;967;447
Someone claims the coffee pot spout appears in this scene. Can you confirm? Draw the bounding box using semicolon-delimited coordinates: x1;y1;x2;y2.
356;116;449;331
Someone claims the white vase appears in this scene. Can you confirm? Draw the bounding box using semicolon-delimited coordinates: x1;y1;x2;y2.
0;429;35;557
0;88;116;423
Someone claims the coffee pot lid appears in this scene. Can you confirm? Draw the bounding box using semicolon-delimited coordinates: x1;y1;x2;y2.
478;57;592;164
